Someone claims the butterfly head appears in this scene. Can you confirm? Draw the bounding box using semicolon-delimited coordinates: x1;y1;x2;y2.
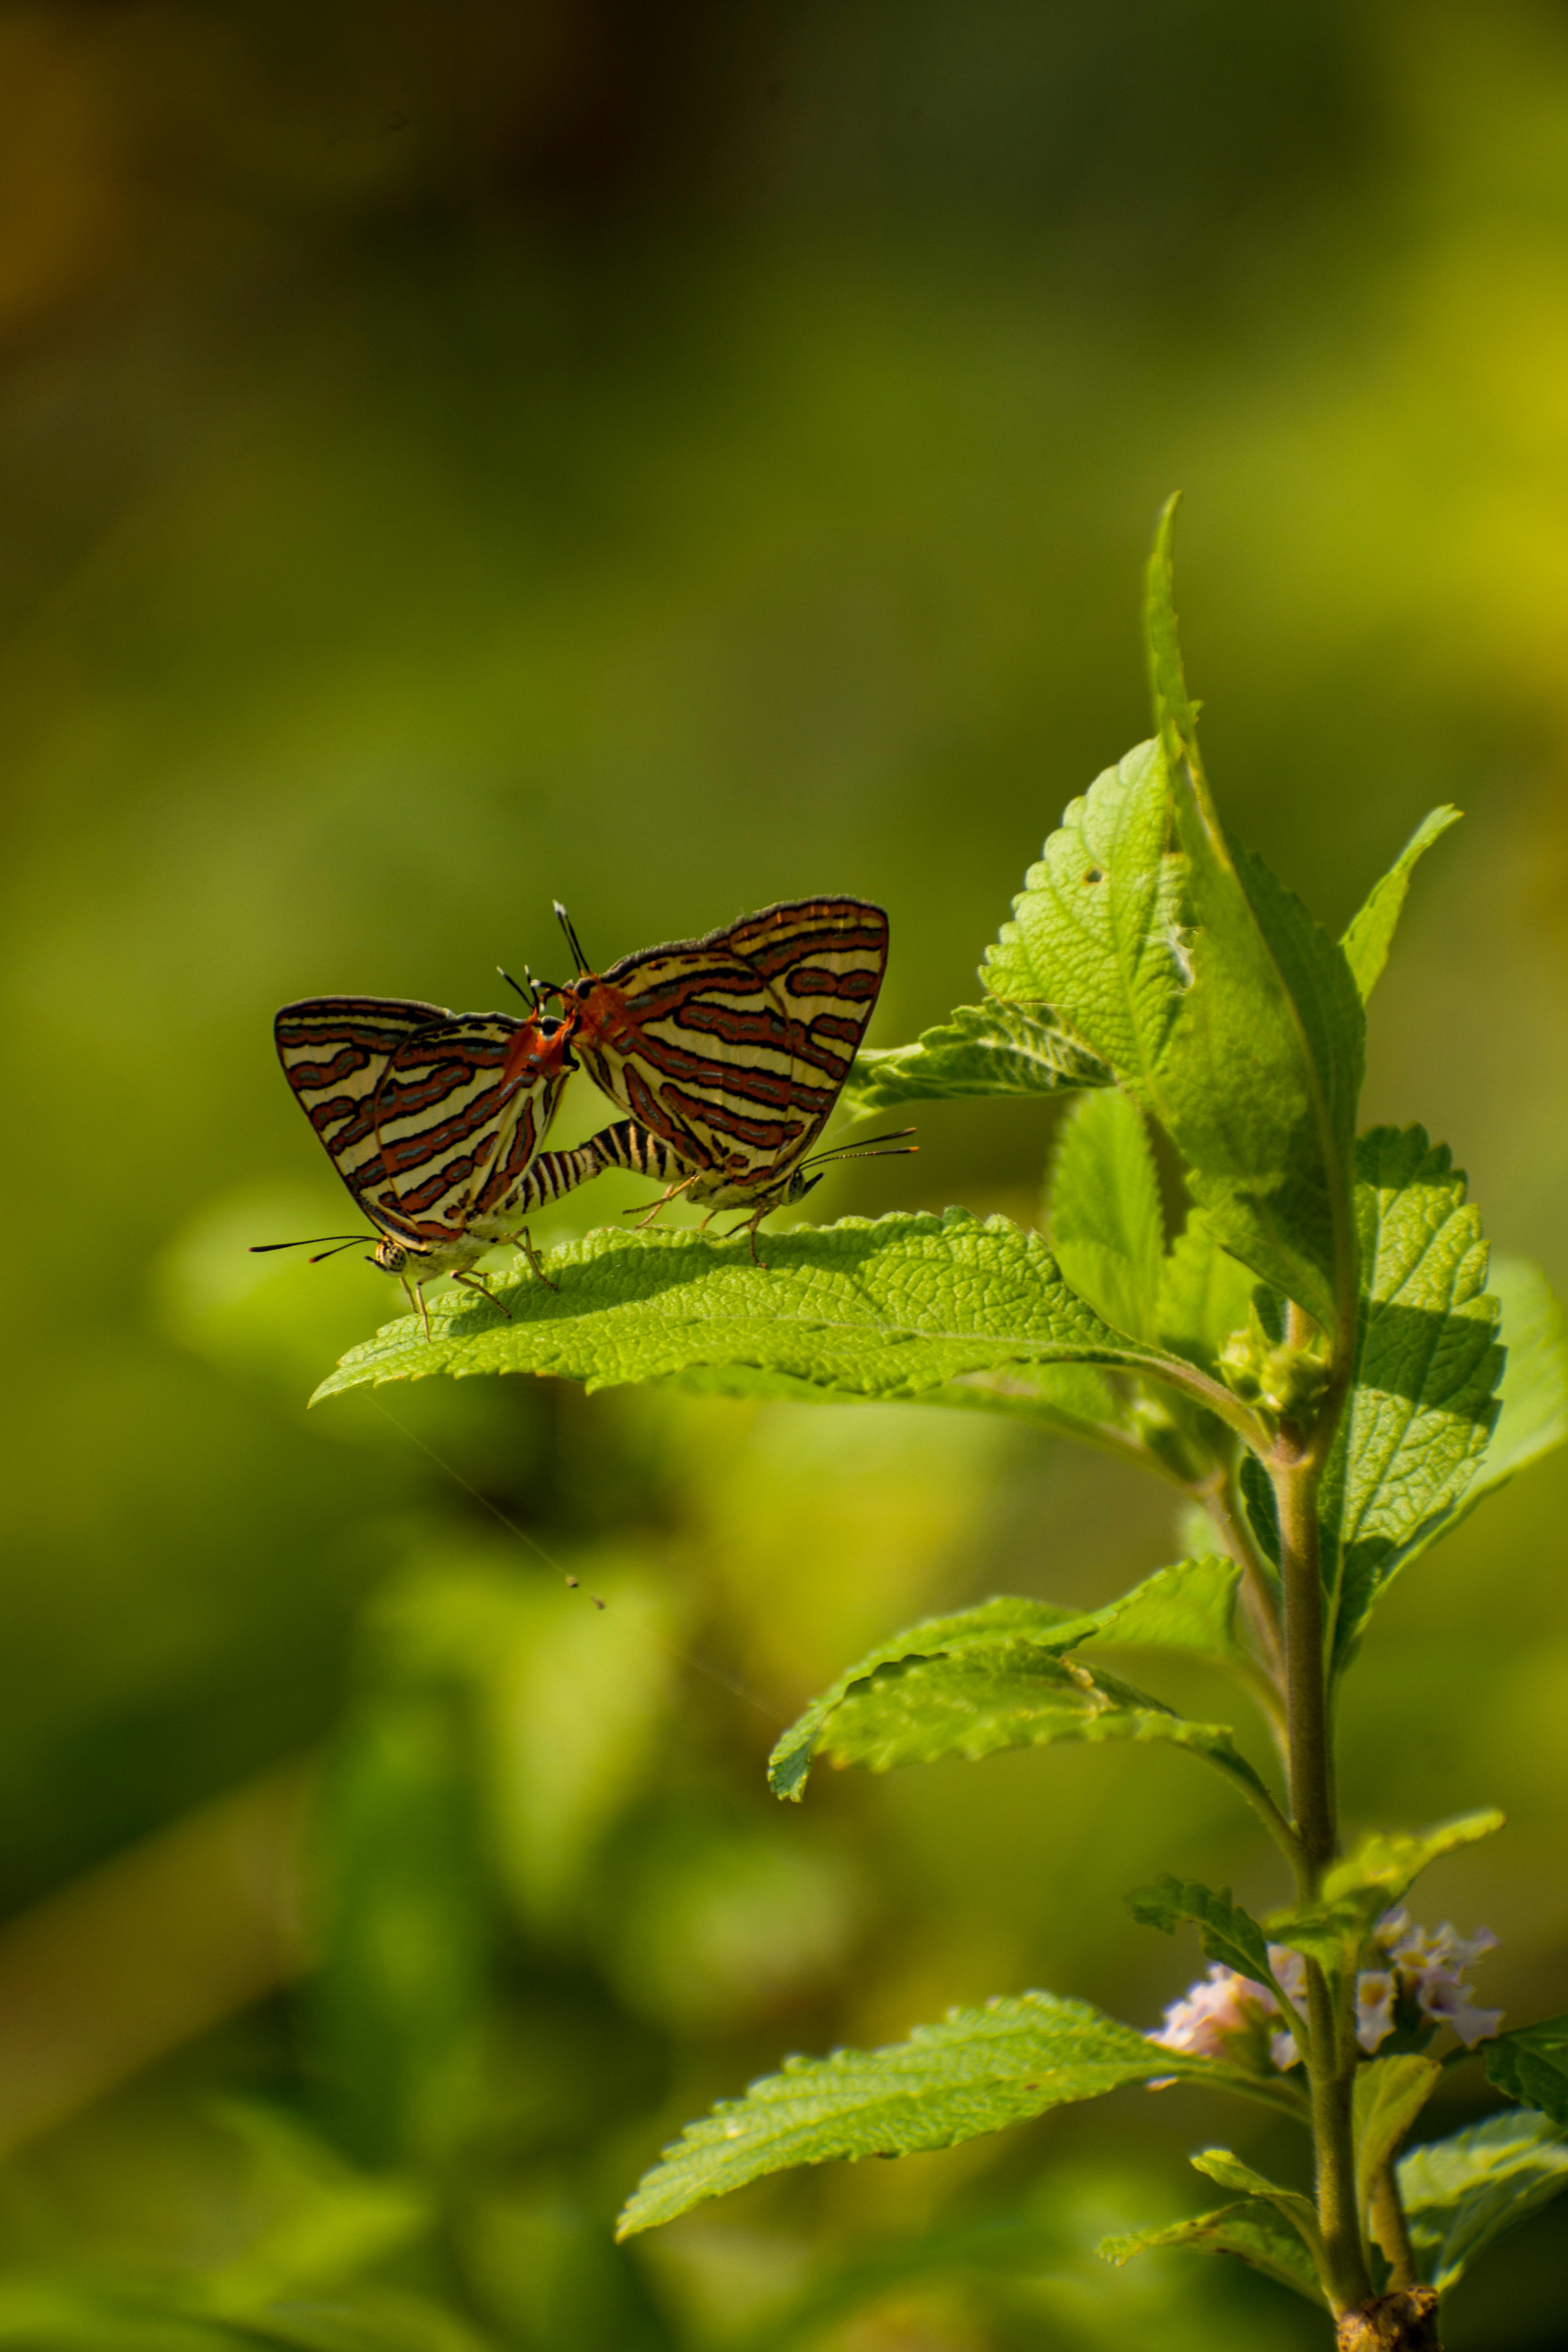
502;1009;578;1089
372;1235;411;1276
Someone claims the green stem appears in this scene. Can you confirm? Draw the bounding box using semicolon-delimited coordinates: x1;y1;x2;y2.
1369;2158;1417;2290
1273;1301;1370;2316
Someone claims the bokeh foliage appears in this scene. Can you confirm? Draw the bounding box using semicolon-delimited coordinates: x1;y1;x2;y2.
2;2;1568;2344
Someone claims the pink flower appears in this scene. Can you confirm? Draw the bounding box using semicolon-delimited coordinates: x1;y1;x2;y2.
1149;1964;1274;2060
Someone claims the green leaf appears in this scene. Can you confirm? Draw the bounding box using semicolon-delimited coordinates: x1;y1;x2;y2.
1339;807;1461;1002
1145;501;1364;1332
1155;1213;1258;1375
1099;2203;1325;2305
1324;1127;1503;1675
1483;2013;1568;2129
842;999;1110;1116
1126;1878;1274;1993
1188;2148;1324;2263
615;1989;1279;2238
1090;1551;1244;1660
310;1212;1178;1406
1266;1812;1505;1971
1469;1256;1568;1497
1353;2055;1443;2227
980;735;1186;1085
769;1557;1254;1803
1047;1092;1165;1342
1399;2108;1568;2293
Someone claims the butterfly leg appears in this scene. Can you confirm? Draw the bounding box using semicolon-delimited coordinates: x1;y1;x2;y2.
402;1276;432;1339
515;1225;560;1292
628;1173;699;1229
452;1270;513;1319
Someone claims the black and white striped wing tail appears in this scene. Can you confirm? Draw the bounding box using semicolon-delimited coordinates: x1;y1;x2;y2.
716;897;890;1166
274;996;544;1247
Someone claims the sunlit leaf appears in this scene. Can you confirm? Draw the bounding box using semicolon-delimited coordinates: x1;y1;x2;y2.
842;999;1109;1115
1047;1091;1165;1342
615;1989;1284;2238
1339;806;1461;1002
1467;1256;1568;1499
980;735;1187;1084
1155;1213;1258;1374
1145;502;1365;1332
1399;2109;1568;2293
1483;2013;1568;2129
769;1556;1252;1802
311;1212;1180;1405
1324;1127;1502;1675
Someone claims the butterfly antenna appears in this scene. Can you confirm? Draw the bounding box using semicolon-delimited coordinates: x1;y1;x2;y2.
554;900;591;977
798;1126;918;1170
250;1234;374;1256
497;964;541;1012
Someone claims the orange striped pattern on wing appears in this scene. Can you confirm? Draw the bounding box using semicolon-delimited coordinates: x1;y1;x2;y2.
559;897;889;1195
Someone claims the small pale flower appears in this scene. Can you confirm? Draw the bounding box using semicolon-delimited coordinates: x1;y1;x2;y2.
1149;1964;1272;2060
1356;1969;1397;2053
1414;1971;1504;2048
1267;1944;1307;2005
1269;2026;1301;2070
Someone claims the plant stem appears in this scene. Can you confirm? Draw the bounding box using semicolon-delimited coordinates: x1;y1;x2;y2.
1275;1433;1336;1884
1369;2159;1417;2290
1272;1299;1373;2319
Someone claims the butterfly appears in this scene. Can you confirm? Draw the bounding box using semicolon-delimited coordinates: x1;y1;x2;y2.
263;991;596;1333
529;896;912;1257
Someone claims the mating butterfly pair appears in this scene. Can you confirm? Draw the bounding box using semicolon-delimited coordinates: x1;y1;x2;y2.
263;897;909;1333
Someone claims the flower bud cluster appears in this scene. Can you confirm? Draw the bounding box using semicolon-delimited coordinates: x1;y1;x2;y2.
1147;1909;1503;2075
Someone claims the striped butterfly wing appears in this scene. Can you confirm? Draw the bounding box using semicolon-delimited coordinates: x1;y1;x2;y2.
569;897;889;1194
274;997;566;1249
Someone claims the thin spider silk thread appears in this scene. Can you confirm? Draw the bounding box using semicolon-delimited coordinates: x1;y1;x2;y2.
369;1397;782;1726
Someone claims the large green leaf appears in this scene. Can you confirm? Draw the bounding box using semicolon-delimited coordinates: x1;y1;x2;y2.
1339;807;1461;1002
769;1556;1251;1801
842;1000;1109;1116
1323;1128;1502;1674
1126;1877;1275;1994
1144;503;1364;1332
1099;2202;1325;2304
980;735;1186;1086
615;1989;1287;2238
1047;1091;1165;1343
1399;2109;1568;2293
311;1212;1178;1406
1483;2013;1568;2129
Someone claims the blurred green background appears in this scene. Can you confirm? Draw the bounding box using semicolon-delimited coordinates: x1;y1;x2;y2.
2;2;1567;2345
